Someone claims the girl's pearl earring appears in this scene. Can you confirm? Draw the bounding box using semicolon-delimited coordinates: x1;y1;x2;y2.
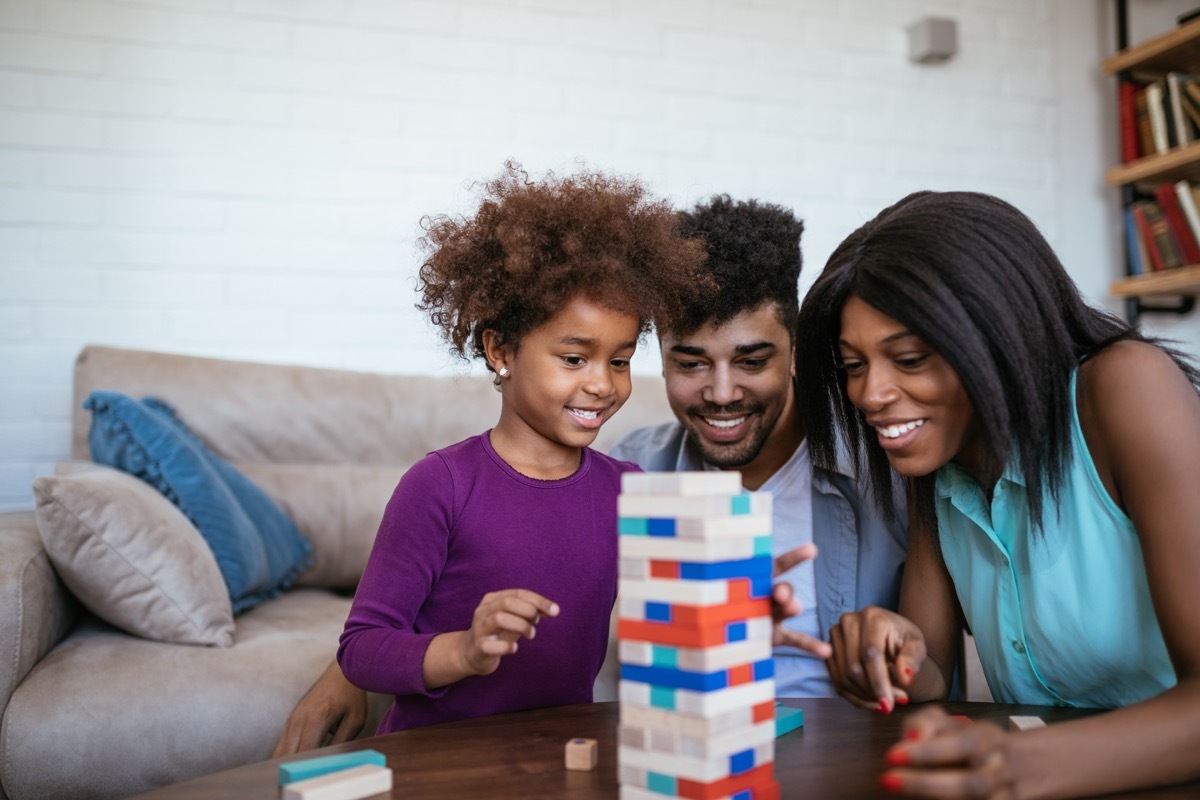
498;367;509;377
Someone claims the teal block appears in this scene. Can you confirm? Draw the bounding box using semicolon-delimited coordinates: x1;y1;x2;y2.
651;645;678;668
753;535;772;556
278;749;386;784
650;685;676;710
619;517;648;535
647;772;677;794
731;494;751;514
775;703;804;737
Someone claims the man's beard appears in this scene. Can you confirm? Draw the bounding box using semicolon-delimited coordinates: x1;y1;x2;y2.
685;402;772;468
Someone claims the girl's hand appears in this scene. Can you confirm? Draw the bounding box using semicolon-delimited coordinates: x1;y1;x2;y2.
771;544;833;658
460;589;560;677
880;707;1017;799
827;606;926;712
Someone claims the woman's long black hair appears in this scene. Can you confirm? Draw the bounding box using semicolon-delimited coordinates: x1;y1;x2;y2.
795;190;1200;536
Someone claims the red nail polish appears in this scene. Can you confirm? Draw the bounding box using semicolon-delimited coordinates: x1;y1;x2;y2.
904;729;922;741
886;748;909;767
879;773;904;792
895;694;909;706
876;698;892;714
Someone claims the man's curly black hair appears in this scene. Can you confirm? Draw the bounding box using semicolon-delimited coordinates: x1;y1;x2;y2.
673;194;804;336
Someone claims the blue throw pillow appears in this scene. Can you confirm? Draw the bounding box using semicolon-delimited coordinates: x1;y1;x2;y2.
84;391;312;614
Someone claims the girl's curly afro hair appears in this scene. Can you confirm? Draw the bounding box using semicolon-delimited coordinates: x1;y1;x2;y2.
417;161;711;366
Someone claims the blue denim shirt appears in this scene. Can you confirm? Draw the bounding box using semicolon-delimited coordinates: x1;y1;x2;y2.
609;421;908;697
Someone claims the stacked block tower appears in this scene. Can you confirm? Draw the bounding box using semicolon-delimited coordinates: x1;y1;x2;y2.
616;471;779;800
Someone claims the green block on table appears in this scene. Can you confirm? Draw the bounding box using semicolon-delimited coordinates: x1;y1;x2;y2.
278;749;387;784
775;702;804;737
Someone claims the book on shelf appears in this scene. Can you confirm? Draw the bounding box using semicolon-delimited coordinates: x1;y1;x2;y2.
1145;81;1170;154
1167;73;1194;147
1124;206;1149;276
1154;181;1200;263
1134;83;1155;157
1136;199;1185;270
1175;179;1200;249
1119;78;1142;162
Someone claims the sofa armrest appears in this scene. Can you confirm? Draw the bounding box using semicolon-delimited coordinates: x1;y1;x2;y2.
0;511;79;715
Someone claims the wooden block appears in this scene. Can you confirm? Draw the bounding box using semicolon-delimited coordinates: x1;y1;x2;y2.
619;514;772;540
619;533;771;562
281;764;392;800
618;492;771;519
774;703;804;737
620;471;744;496
619;677;775;717
565;737;598;771
277;749;387;784
618;638;773;672
1008;715;1046;731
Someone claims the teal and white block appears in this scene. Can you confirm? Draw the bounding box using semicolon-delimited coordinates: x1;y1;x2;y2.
620;699;767;739
617;741;774;783
620;471;744;497
618;513;772;540
619;719;776;760
618;534;772;561
617;492;771;520
619;677;775;717
277;749;386;784
619;639;772;672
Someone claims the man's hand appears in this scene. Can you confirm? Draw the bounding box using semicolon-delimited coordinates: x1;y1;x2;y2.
771;543;832;658
272;660;368;757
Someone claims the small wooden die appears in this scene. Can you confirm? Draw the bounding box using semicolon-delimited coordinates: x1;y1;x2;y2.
564;737;598;771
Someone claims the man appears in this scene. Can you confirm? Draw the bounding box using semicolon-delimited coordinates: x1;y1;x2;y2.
273;195;908;755
609;195;907;697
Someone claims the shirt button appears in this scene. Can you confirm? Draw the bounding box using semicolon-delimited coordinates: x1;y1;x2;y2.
1011;640;1026;655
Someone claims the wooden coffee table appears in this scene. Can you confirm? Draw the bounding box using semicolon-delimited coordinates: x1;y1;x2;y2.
126;698;1200;799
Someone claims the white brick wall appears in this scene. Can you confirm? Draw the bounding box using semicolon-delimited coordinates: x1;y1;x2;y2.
1;0;1197;510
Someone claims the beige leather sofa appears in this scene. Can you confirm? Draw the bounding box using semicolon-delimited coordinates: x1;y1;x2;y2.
0;344;670;800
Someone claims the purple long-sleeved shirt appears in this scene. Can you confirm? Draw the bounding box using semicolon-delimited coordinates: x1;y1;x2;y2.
338;432;634;733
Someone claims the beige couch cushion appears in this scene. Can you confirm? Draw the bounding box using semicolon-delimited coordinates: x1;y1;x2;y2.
32;467;235;647
0;589;371;800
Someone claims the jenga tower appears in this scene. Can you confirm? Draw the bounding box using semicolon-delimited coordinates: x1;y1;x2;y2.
616;471;780;800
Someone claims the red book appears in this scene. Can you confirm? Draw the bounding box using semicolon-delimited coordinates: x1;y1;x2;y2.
1154;182;1200;264
1131;201;1166;271
1120;79;1141;161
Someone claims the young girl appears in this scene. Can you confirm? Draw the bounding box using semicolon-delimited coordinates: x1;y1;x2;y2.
794;190;1200;798
336;163;709;733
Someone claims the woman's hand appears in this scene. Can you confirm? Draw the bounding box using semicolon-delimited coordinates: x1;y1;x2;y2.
827;606;927;712
771;543;832;658
880;707;1018;799
459;589;560;677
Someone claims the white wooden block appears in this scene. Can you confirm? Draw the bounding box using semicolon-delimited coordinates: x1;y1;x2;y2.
619;785;664;800
618;492;771;519
281;764;393;800
619;557;650;579
618;576;731;605
617;741;773;783
618;535;768;561
620;701;759;739
618;763;648;786
680;720;776;759
618;639;772;672
672;514;772;539
1008;715;1046;731
620;471;744;496
618;678;775;717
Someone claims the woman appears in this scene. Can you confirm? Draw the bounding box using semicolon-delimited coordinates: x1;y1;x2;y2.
794;190;1200;798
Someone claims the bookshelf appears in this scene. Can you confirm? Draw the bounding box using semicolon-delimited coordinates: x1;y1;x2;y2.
1103;8;1200;316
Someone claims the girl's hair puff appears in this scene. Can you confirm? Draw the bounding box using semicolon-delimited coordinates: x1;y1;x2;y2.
417;161;711;366
794;190;1200;537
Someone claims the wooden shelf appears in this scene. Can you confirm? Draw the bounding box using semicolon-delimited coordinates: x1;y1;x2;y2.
1103;17;1200;76
1105;142;1200;186
1110;264;1200;298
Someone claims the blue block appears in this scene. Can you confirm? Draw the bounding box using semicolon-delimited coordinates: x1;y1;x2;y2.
278;749;386;784
621;663;728;692
752;658;774;680
750;576;771;598
729;748;755;776
725;621;747;642
732;792;752;800
645;601;672;622
679;556;772;581
647;518;676;536
775;703;804;737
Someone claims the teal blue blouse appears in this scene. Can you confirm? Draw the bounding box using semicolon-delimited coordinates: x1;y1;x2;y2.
935;373;1175;708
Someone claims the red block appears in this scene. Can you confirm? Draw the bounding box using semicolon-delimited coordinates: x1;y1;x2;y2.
676;763;776;800
752;701;775;724
650;560;681;579
728;663;754;686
